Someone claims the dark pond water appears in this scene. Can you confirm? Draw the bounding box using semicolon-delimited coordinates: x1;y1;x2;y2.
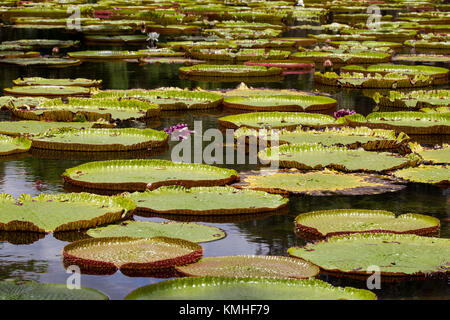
0;27;448;300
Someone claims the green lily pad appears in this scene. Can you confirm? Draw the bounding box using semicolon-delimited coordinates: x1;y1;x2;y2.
295;209;440;239
92;88;223;111
0;121;99;137
410;143;450;164
288;233;450;280
13;97;160;122
0;280;108;300
3;86;92;97
219;112;337;130
67;50;143;60
125;186;288;215
223;94;336;112
86;220;225;243
344;112;450;134
84;35;147;45
291;51;391;64
179;64;283;77
0;57;81;68
0;192;135;233
63;236;203;276
392;54;450;63
31;128;168;152
232;169;405;196
12;77;102;87
62;159;239;192
0;135;31;155
315;72;433;88
258;143;418;172
392;165;449;186
1;39;79;49
125;277;377;300
176;255;319;278
138;48;185;57
373;90;450;109
234;126;409;151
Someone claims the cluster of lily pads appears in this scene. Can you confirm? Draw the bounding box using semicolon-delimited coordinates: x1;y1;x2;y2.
0;0;449;302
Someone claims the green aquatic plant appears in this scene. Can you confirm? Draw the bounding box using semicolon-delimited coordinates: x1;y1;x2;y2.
86;220;225;243
232;169;405;196
288;233;450;280
125;277;377;300
124;186;288;215
62;159;239;191
295;209;440;239
176;255;319;278
258;143;418;172
0;192;135;233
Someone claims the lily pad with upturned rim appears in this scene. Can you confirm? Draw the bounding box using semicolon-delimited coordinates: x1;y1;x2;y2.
258;143;418;173
124;277;377;300
30;128;168;152
176;255;319;279
15;97;161;122
295;209;440;239
179;64;283;78
223;94;337;112
234;126;409;151
0;57;81;68
410;143;450;164
125;186;288;215
219;112;338;130
12;77;102;88
63;236;203;276
0;192;135;233
391;165;449;187
288;233;450;281
0;121;99;137
62;159;239;192
232;169;405;196
0;135;31;156
0;280;108;300
86;220;225;243
3;86;92;97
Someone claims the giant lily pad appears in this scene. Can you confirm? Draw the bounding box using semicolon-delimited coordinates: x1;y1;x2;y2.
291;51;391;64
176;255;319;278
0;192;135;233
223;94;336;112
92;88;223;111
0;280;108;300
344;112;450;134
373;90;450;109
86;220;225;243
179;64;283;78
3;86;92;97
258;143;418;172
219;112;337;130
232;169;405;196
1;39;79;49
125;186;287;215
0;135;31;155
31;128;168;152
410;143;450;164
12;97;160;122
341;64;449;85
12;77;102;88
0;57;81;68
125;277;377;300
288;233;450;280
392;165;449;187
62;159;239;191
315;72;433;89
295;209;440;239
392;54;450;64
67;50;143;60
63;236;203;276
234;127;409;151
0;121;100;137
